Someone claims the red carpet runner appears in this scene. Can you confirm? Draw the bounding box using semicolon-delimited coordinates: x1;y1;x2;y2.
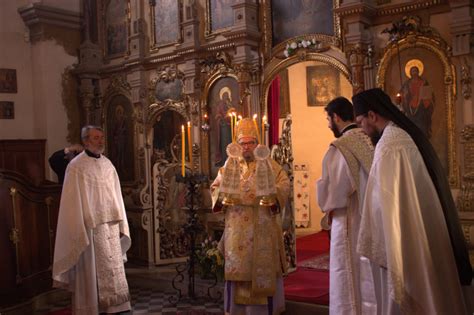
284;230;330;305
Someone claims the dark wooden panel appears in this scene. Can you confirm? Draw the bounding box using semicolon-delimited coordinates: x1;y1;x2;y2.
0;140;46;185
0;186;17;293
0;170;61;307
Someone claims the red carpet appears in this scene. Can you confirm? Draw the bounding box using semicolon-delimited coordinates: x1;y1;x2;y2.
284;230;330;305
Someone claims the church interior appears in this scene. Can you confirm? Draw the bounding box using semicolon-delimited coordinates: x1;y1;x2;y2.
1;0;474;314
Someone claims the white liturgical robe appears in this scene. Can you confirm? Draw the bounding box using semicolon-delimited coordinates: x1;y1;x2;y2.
52;152;131;315
317;127;376;315
358;123;467;314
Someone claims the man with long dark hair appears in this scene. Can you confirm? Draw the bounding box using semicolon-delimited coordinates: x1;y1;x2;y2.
353;88;472;314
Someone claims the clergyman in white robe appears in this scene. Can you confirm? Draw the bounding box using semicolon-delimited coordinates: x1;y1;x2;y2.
318;126;377;315
358;122;468;314
52;151;132;314
353;88;472;314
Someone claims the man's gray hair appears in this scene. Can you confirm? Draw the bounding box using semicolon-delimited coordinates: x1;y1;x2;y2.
81;125;104;142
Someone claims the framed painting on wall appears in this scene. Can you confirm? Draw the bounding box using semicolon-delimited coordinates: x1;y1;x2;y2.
383;50;449;173
0;101;14;119
271;0;335;47
0;69;17;93
106;95;134;182
151;0;181;48
154;79;183;102
105;0;128;57
306;65;340;107
206;0;237;35
208;76;240;178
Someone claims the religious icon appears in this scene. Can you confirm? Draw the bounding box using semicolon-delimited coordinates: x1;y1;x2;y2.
400;59;435;138
210;0;237;32
214;86;234;166
106;0;127;56
152;0;180;47
306;65;340;106
106;96;134;181
208;77;240;178
0;101;14;119
0;69;17;93
271;0;334;46
110;105;127;172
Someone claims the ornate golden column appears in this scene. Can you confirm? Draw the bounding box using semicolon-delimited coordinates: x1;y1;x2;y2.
348;44;366;95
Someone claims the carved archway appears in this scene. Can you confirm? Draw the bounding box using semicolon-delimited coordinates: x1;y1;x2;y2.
262;49;351;272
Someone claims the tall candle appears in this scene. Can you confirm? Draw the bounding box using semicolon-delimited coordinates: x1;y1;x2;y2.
187;121;193;169
232;112;237;142
253;114;261;144
262;115;267;145
229;112;234;142
181;125;185;177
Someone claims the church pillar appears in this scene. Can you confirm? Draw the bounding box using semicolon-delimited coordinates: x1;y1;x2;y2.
229;0;260;117
363;45;376;90
449;0;474;263
336;1;375;94
128;0;148;60
348;44;366;94
79;78;96;125
450;0;474;125
180;0;201;172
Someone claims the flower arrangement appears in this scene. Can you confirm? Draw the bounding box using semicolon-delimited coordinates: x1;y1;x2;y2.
283;38;321;58
196;235;225;282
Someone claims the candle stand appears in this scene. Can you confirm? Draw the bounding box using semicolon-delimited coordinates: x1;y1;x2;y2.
168;172;222;305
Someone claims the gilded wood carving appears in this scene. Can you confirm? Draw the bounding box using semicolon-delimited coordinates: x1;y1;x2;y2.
377;16;459;187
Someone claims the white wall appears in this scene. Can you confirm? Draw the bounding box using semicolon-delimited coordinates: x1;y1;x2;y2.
288;61;353;230
31;40;77;175
0;0;79;180
0;0;35;138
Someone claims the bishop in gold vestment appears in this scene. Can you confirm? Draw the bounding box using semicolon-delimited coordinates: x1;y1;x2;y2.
211;118;290;315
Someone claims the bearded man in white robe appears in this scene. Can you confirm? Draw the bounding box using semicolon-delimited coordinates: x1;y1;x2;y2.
52;125;132;314
317;97;377;315
353;88;472;314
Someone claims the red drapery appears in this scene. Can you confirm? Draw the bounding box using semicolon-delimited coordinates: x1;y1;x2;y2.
267;75;280;147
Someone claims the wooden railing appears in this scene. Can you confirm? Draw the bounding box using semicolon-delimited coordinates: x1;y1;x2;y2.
0;170;61;308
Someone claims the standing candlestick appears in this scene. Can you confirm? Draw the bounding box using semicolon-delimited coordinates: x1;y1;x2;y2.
262;115;267;145
187;121;193;169
181;125;185;177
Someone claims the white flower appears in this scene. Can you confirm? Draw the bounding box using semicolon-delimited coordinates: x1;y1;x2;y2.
302;41;308;48
283;50;289;58
290;42;297;49
311;38;316;44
